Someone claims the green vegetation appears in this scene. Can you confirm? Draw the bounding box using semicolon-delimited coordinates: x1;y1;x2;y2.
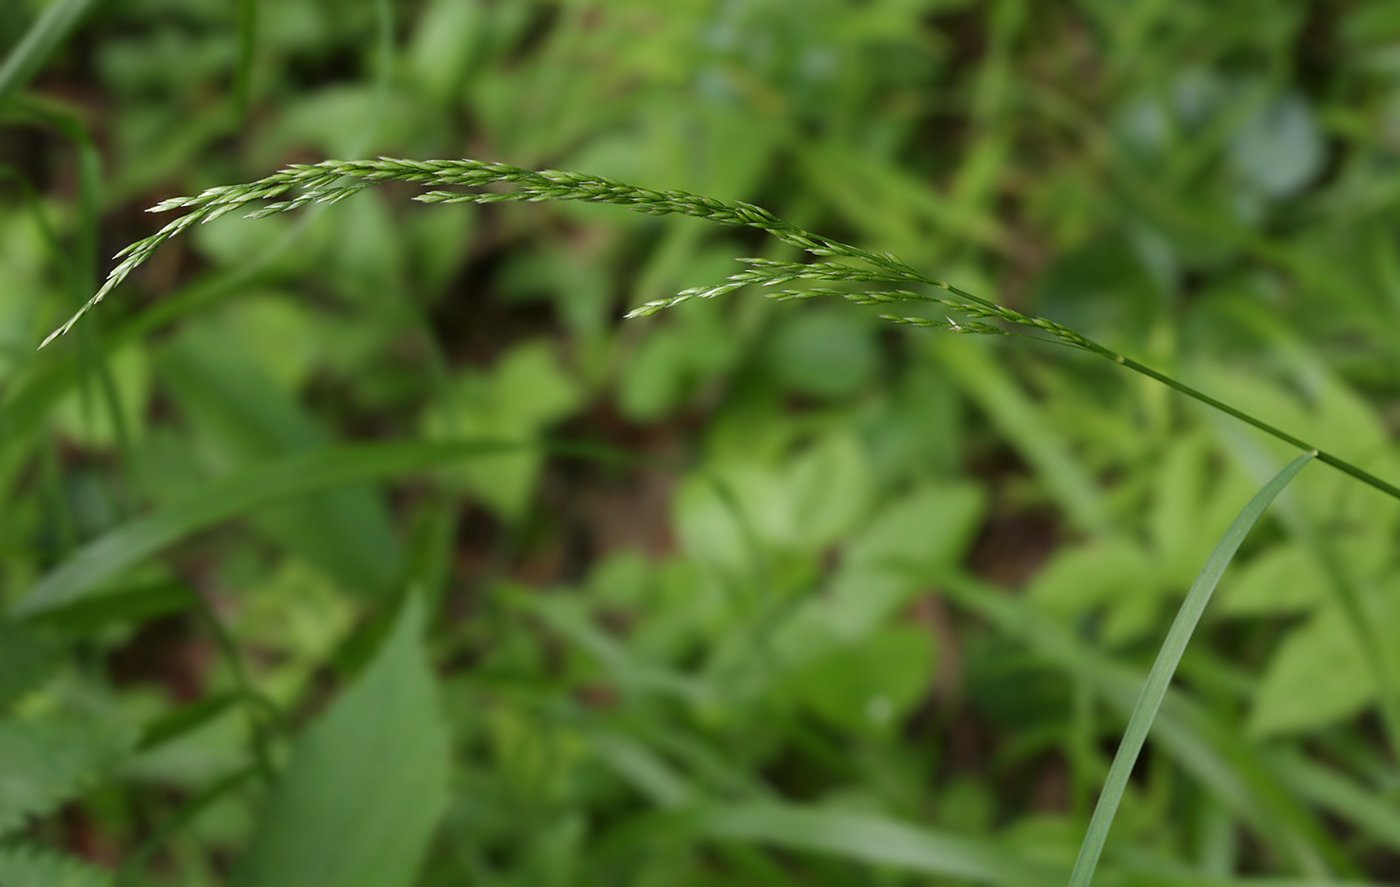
4;1;1400;885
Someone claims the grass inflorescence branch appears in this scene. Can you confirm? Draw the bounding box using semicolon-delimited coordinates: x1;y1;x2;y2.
45;156;1400;504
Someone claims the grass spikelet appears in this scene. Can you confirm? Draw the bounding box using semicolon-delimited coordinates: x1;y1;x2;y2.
41;156;1400;505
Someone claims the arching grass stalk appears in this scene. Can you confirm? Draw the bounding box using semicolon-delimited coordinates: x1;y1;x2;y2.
41;157;1400;504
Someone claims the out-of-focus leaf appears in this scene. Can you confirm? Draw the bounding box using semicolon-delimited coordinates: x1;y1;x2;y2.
1028;539;1156;615
792;625;935;733
0;844;111;887
0;0;98;107
846;481;984;579
16;441;520;617
1250;601;1384;737
50;345;151;449
1216;545;1327;617
27;581;193;633
1229;94;1324;198
785;432;872;549
765;308;880;400
423;343;582;519
0;619;59;711
932;337;1108;534
160;329;402;595
694;802;1057;885
1030;538;1161;645
0;716;133;836
233;596;449;887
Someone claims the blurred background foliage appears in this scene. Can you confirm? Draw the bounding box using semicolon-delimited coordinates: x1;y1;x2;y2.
3;0;1400;884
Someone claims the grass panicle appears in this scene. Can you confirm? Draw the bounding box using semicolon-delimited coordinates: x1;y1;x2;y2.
43;157;1400;506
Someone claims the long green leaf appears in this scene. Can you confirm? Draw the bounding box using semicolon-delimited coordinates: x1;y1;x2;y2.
0;0;98;108
1069;452;1315;886
15;440;522;617
694;802;1058;885
947;572;1350;878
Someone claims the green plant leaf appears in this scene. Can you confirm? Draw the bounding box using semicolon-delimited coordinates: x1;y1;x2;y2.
159;330;402;595
0;716;134;837
785;432;872;550
1028;538;1158;642
0;844;112;887
791;625;935;734
846;481;985;579
1216;545;1327;618
694;802;1057;885
421;343;582;519
15;440;522;617
1229;93;1324;198
1068;452;1314;887
949;572;1350;878
764;308;880;400
1249;600;1383;737
0;0;99;108
233;596;449;887
0;619;60;711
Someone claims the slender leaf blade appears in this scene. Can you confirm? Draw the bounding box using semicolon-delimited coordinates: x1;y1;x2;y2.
1069;452;1315;886
695;802;1058;885
15;440;521;616
0;0;99;108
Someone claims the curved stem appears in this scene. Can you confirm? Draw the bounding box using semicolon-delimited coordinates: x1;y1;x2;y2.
1110;355;1400;503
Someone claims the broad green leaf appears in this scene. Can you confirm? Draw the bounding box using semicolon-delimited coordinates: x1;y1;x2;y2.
765;308;879;400
0;716;133;836
1216;545;1327;618
1229;94;1324;198
217;296;323;391
792;625;935;734
1069;453;1313;887
846;481;984;579
422;343;582;519
233;597;449;887
1028;539;1156;614
0;844;111;887
1249;601;1383;737
618;329;688;421
785;432;872;549
673;463;786;575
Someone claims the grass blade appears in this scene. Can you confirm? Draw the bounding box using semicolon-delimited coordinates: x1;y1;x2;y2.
946;572;1349;877
693;802;1058;885
0;0;99;108
1069;452;1316;886
13;440;525;617
234;0;257;119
